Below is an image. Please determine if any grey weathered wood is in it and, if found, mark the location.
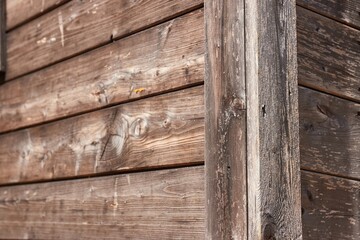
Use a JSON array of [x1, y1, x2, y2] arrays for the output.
[[301, 171, 360, 239], [299, 86, 360, 180], [245, 0, 302, 239], [0, 9, 204, 133], [0, 0, 5, 83], [205, 0, 247, 239], [297, 6, 360, 102], [0, 86, 204, 184], [297, 0, 360, 30], [0, 166, 205, 239], [6, 0, 203, 80], [6, 0, 70, 30]]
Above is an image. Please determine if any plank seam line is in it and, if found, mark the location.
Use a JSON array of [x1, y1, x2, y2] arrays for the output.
[[0, 81, 204, 136], [298, 83, 360, 104], [5, 3, 204, 82], [296, 4, 360, 32], [6, 0, 72, 33], [0, 162, 205, 188], [301, 168, 360, 182]]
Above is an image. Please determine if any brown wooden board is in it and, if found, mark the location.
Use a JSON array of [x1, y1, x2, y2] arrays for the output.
[[204, 0, 247, 238], [6, 0, 70, 30], [301, 171, 360, 239], [299, 87, 360, 180], [245, 0, 302, 239], [0, 0, 5, 83], [297, 6, 360, 102], [0, 86, 204, 184], [297, 0, 360, 30], [0, 166, 205, 239], [6, 0, 203, 80], [0, 9, 204, 133]]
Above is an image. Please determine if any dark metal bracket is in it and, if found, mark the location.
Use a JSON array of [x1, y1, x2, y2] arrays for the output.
[[0, 0, 6, 83]]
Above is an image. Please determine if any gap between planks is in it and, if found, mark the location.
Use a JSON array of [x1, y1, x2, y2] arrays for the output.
[[296, 3, 360, 31], [0, 161, 205, 188]]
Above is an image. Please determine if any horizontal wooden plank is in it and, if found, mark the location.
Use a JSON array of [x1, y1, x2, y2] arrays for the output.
[[297, 0, 360, 29], [0, 166, 205, 239], [6, 0, 203, 80], [299, 87, 360, 180], [301, 171, 360, 239], [0, 86, 204, 184], [297, 6, 360, 102], [6, 0, 69, 30], [0, 9, 204, 133]]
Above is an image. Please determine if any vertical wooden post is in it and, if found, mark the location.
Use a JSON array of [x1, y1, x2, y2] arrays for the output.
[[0, 0, 6, 83], [205, 0, 302, 239], [205, 0, 247, 239]]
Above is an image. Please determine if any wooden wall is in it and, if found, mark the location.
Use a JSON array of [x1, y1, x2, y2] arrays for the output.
[[0, 1, 205, 239], [0, 0, 358, 239], [297, 1, 360, 239]]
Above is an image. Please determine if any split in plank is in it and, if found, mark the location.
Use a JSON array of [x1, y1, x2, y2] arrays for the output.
[[297, 6, 360, 102], [0, 86, 204, 184], [0, 9, 204, 133], [299, 86, 360, 180], [6, 0, 203, 80], [0, 166, 205, 239]]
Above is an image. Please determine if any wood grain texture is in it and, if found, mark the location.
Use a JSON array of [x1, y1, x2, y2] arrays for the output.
[[6, 0, 69, 30], [0, 9, 204, 133], [205, 0, 247, 239], [6, 0, 203, 80], [0, 166, 205, 239], [297, 6, 360, 102], [245, 0, 302, 239], [0, 0, 5, 83], [297, 0, 360, 29], [299, 87, 360, 180], [0, 86, 204, 184], [301, 171, 360, 239]]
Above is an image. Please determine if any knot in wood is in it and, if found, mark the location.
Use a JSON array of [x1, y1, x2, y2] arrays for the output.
[[129, 118, 148, 138]]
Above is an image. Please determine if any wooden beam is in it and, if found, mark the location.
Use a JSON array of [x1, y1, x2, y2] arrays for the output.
[[205, 0, 247, 239], [245, 0, 302, 239], [206, 0, 302, 239]]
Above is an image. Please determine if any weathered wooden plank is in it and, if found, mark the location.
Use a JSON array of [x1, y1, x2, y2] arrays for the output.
[[6, 0, 203, 80], [0, 86, 204, 184], [0, 166, 205, 239], [245, 0, 302, 239], [297, 6, 360, 102], [0, 0, 5, 83], [299, 87, 360, 180], [0, 9, 204, 133], [6, 0, 70, 30], [297, 0, 360, 29], [205, 0, 247, 239], [301, 171, 360, 239]]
